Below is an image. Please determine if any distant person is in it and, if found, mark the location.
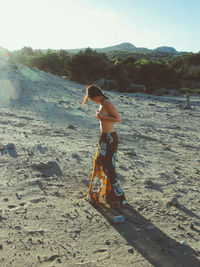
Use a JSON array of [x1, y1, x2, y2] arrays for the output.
[[82, 85, 127, 209], [184, 90, 191, 109]]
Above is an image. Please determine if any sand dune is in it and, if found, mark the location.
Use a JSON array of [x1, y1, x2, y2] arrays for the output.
[[0, 56, 200, 266]]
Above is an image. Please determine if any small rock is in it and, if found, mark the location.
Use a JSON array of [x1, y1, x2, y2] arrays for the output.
[[167, 197, 179, 207], [23, 132, 28, 138], [163, 145, 171, 151], [143, 179, 153, 185], [6, 143, 18, 157], [128, 248, 134, 254], [174, 169, 181, 175], [28, 229, 44, 235], [93, 249, 107, 253], [191, 220, 200, 226], [181, 241, 188, 246], [186, 232, 193, 237], [19, 202, 26, 207], [68, 124, 75, 129], [16, 193, 22, 200], [46, 255, 60, 262], [190, 222, 194, 229], [125, 151, 137, 157], [8, 205, 17, 209], [105, 240, 110, 246], [15, 226, 22, 231], [53, 191, 60, 197], [177, 224, 185, 230], [6, 143, 15, 150], [39, 229, 44, 235], [31, 197, 46, 203], [0, 244, 3, 250]]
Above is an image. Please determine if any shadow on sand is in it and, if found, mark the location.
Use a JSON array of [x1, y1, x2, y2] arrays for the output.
[[0, 143, 18, 157], [94, 204, 200, 267], [176, 205, 200, 220]]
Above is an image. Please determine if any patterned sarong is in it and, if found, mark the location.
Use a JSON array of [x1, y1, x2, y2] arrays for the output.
[[86, 132, 126, 207]]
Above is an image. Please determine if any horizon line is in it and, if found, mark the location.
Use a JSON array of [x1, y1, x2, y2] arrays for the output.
[[0, 42, 198, 54]]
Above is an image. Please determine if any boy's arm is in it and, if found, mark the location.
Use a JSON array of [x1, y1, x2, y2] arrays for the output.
[[96, 101, 121, 122]]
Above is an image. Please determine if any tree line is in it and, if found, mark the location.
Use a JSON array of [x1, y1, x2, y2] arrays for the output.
[[9, 46, 200, 94]]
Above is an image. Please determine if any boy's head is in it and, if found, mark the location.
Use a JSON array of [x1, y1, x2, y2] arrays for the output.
[[82, 85, 107, 106]]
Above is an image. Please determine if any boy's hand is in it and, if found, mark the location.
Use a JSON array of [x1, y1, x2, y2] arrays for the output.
[[95, 111, 103, 120]]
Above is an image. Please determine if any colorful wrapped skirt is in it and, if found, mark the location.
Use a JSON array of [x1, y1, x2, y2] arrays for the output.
[[85, 132, 126, 208]]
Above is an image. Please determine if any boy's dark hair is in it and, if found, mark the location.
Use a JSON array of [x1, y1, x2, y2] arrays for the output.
[[82, 85, 108, 106]]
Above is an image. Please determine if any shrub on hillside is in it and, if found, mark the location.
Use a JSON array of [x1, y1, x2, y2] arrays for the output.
[[9, 47, 200, 93], [168, 53, 200, 81], [66, 48, 110, 83], [134, 60, 177, 87], [183, 65, 200, 81], [178, 87, 191, 94], [195, 88, 200, 94]]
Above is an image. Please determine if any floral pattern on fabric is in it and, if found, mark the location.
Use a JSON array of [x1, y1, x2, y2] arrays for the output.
[[92, 176, 103, 193], [99, 142, 107, 156], [113, 177, 124, 197], [106, 133, 114, 144], [112, 152, 117, 168], [85, 132, 126, 207]]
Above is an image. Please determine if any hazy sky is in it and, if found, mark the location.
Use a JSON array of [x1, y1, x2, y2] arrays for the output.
[[0, 0, 199, 52]]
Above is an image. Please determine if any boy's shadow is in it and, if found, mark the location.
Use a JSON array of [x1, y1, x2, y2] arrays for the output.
[[95, 204, 200, 267]]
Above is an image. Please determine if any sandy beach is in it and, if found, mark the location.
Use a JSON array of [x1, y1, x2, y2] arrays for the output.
[[0, 57, 200, 266]]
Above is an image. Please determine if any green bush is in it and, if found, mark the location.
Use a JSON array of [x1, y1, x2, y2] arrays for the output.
[[183, 66, 200, 81], [9, 47, 200, 93], [178, 88, 191, 94], [168, 53, 200, 81], [134, 60, 177, 87], [66, 48, 110, 83], [10, 47, 71, 76], [194, 88, 200, 94]]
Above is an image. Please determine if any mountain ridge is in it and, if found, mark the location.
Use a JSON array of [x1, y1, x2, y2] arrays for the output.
[[66, 42, 179, 54]]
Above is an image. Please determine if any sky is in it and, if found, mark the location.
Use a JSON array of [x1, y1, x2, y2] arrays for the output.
[[0, 0, 199, 52]]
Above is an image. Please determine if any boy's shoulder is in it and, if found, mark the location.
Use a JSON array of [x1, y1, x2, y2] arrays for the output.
[[103, 98, 112, 106]]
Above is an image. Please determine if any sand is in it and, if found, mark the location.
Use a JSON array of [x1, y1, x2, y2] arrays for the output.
[[0, 56, 200, 266]]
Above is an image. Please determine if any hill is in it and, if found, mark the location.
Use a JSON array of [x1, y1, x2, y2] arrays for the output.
[[67, 42, 179, 54]]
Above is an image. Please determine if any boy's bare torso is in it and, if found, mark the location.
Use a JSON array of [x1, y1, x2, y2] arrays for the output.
[[98, 102, 115, 133]]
